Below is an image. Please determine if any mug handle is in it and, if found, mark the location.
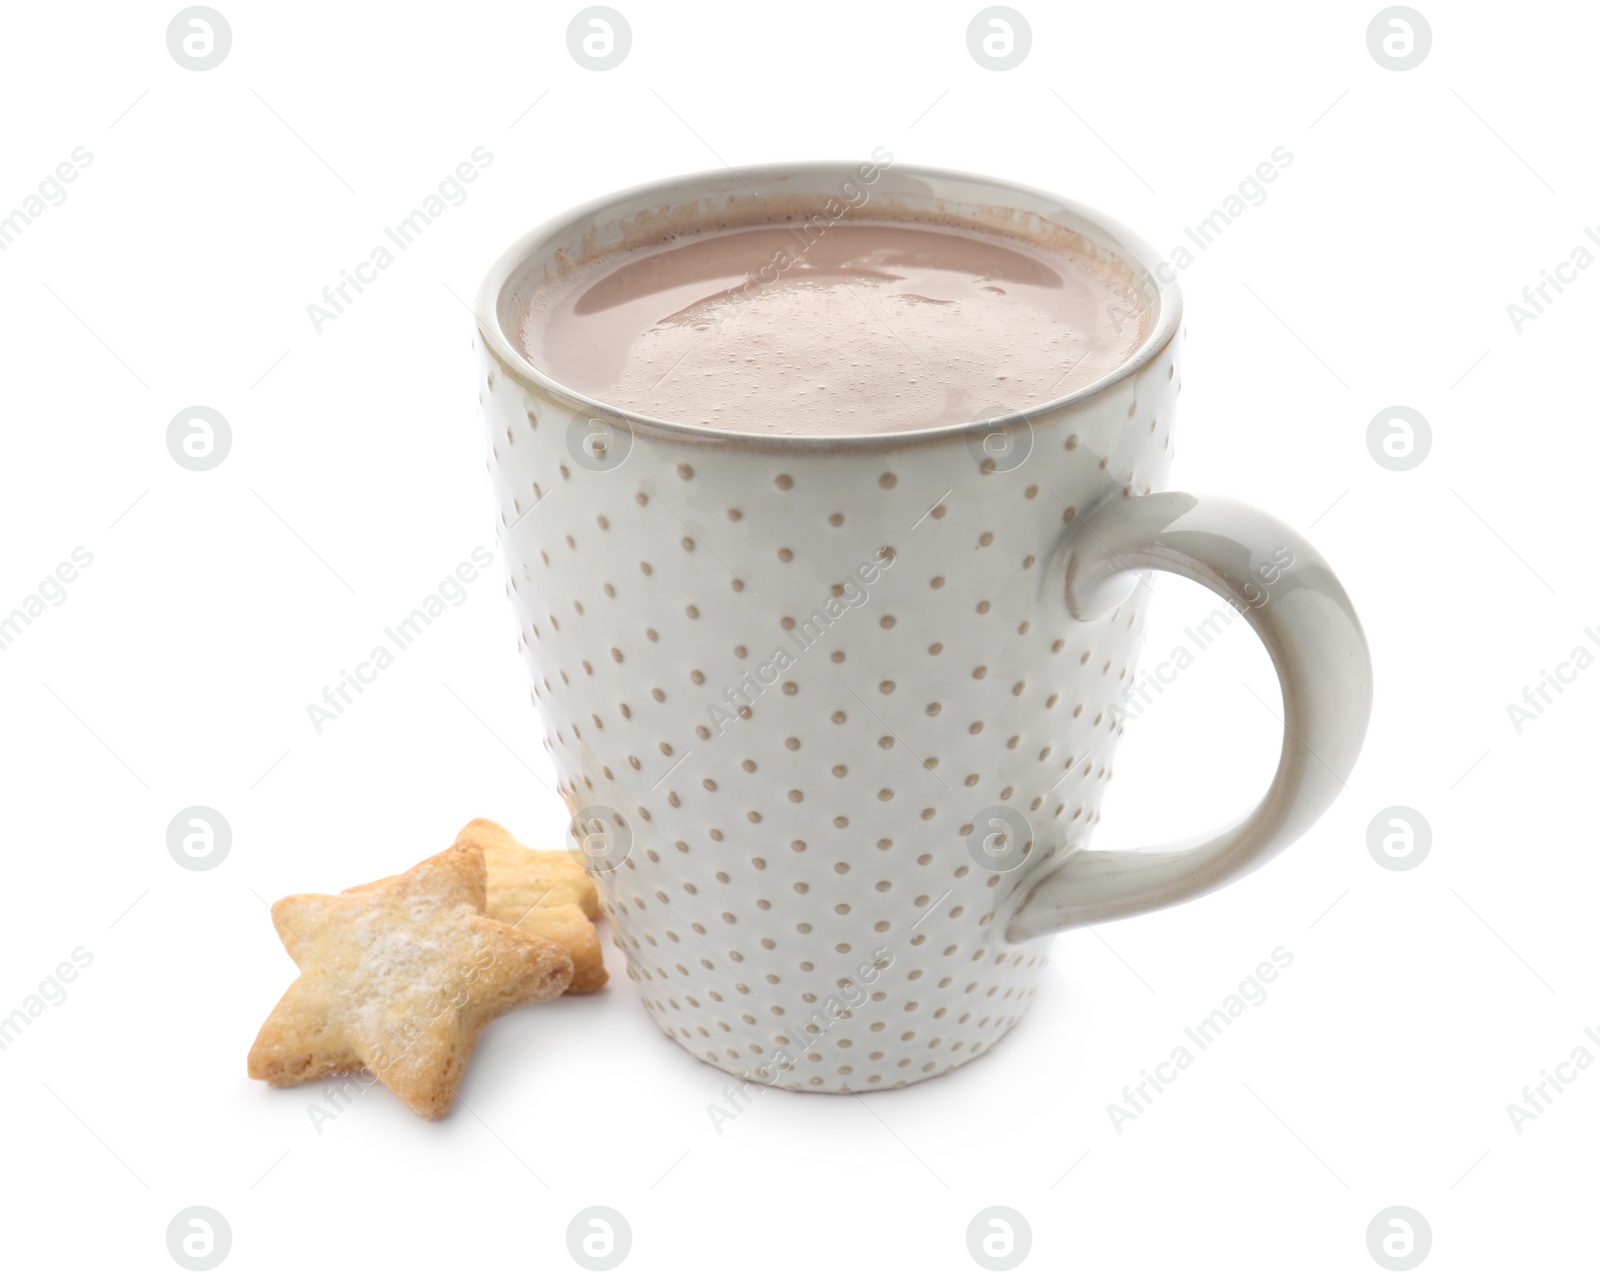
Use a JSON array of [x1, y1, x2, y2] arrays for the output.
[[1006, 491, 1373, 941]]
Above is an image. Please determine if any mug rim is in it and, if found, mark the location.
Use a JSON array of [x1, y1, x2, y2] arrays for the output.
[[475, 160, 1182, 450]]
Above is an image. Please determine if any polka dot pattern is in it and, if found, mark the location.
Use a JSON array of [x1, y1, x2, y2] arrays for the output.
[[476, 331, 1180, 1091]]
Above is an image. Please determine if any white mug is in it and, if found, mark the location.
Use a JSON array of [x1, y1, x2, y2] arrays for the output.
[[473, 161, 1372, 1092]]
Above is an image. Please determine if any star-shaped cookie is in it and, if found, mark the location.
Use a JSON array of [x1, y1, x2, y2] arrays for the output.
[[460, 818, 609, 994], [462, 816, 600, 917], [247, 843, 572, 1119], [342, 820, 609, 994]]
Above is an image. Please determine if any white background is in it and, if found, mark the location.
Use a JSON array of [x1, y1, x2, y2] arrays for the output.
[[2, 0, 1595, 1272]]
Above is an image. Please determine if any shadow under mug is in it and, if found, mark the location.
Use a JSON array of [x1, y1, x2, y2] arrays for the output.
[[472, 160, 1372, 1092]]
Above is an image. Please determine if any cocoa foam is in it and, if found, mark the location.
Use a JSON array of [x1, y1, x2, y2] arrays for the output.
[[518, 217, 1149, 435]]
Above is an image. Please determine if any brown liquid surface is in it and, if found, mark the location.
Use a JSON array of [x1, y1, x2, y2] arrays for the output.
[[519, 219, 1149, 435]]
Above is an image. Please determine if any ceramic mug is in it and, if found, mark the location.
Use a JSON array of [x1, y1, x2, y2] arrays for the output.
[[472, 161, 1372, 1092]]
